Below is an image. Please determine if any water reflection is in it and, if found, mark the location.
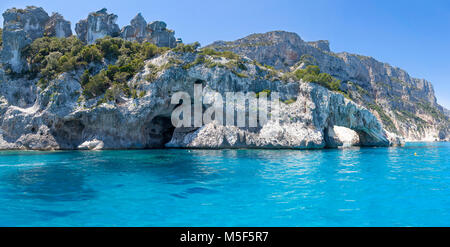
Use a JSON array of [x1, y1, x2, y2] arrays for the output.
[[5, 164, 96, 202]]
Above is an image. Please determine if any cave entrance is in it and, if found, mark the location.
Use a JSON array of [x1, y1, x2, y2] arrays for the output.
[[146, 116, 175, 148]]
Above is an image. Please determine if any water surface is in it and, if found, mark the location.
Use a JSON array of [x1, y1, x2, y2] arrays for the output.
[[0, 142, 448, 226]]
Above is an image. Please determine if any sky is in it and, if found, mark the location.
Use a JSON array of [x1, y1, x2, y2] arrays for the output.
[[1, 0, 449, 108]]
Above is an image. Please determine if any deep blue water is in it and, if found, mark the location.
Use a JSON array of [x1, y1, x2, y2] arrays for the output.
[[0, 142, 448, 226]]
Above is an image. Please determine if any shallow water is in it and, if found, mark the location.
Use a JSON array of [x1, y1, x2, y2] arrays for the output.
[[0, 142, 448, 226]]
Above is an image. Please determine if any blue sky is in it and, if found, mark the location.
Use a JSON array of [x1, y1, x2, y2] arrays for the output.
[[1, 0, 449, 108]]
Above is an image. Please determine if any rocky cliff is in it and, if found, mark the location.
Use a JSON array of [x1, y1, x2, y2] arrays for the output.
[[121, 13, 177, 48], [1, 6, 72, 73], [207, 31, 449, 141], [0, 49, 400, 150], [0, 7, 446, 150]]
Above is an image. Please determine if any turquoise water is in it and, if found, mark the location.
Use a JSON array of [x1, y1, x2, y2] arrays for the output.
[[0, 142, 448, 226]]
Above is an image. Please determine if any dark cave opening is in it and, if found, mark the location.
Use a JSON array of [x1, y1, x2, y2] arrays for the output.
[[146, 116, 176, 148]]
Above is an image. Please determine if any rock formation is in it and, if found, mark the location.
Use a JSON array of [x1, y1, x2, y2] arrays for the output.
[[1, 6, 50, 73], [207, 31, 449, 141], [44, 13, 72, 38], [121, 14, 177, 48], [121, 13, 148, 43], [75, 8, 120, 44], [0, 7, 447, 150], [147, 21, 176, 48], [0, 49, 402, 150], [1, 7, 73, 73]]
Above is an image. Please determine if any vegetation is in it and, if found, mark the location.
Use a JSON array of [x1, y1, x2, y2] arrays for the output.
[[199, 48, 240, 60], [181, 46, 246, 77], [172, 42, 200, 53], [255, 89, 271, 98], [21, 36, 168, 98], [293, 65, 342, 92], [417, 102, 447, 121], [299, 54, 317, 67], [0, 28, 2, 48], [367, 103, 397, 132], [283, 98, 296, 104]]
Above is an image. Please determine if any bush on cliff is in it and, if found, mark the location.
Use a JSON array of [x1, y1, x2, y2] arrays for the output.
[[21, 36, 167, 99], [294, 65, 342, 92]]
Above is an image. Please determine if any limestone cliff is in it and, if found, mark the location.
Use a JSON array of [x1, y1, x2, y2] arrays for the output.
[[1, 6, 71, 73], [207, 31, 449, 141], [0, 7, 446, 150], [75, 8, 121, 45], [0, 50, 399, 150], [121, 13, 177, 48], [1, 6, 49, 73]]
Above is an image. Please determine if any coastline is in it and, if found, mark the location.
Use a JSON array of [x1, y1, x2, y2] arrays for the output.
[[1, 141, 448, 152]]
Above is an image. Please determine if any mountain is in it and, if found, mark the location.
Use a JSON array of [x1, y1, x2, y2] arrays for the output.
[[206, 31, 449, 141]]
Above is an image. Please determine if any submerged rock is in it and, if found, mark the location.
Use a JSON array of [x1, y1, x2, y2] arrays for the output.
[[75, 8, 120, 44]]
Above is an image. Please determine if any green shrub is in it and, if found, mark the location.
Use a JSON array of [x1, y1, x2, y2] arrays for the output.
[[283, 98, 296, 104], [83, 70, 110, 98], [256, 89, 271, 98], [294, 65, 342, 92], [80, 70, 91, 86], [173, 42, 200, 53], [368, 103, 397, 132], [95, 37, 121, 59], [79, 46, 102, 63], [199, 48, 240, 60], [0, 28, 3, 48]]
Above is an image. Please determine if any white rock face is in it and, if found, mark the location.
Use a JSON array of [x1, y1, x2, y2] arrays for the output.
[[1, 6, 49, 73], [75, 8, 120, 44], [0, 50, 400, 150], [207, 31, 449, 142], [332, 126, 360, 147], [120, 14, 177, 48], [78, 139, 105, 150]]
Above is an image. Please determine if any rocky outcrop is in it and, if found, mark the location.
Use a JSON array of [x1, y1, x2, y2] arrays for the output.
[[0, 7, 445, 149], [0, 7, 74, 73], [147, 21, 176, 48], [307, 40, 330, 52], [0, 50, 397, 150], [121, 13, 148, 43], [75, 8, 120, 44], [44, 13, 72, 38], [1, 6, 50, 73], [121, 14, 177, 48], [206, 31, 449, 141]]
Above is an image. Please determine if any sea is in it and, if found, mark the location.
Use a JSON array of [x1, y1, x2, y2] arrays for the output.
[[0, 142, 448, 226]]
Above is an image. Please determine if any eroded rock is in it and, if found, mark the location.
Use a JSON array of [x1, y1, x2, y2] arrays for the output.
[[1, 6, 50, 72], [121, 14, 177, 48], [75, 8, 120, 44], [44, 13, 72, 38]]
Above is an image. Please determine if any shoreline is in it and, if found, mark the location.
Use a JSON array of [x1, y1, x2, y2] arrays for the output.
[[0, 141, 446, 152]]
